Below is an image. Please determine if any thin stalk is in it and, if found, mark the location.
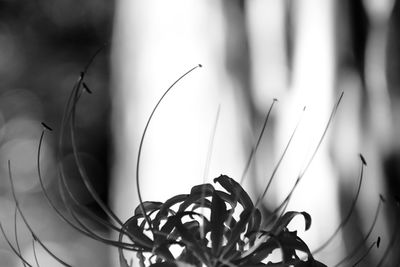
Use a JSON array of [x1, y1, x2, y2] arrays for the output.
[[8, 161, 72, 267], [14, 206, 27, 267], [313, 154, 366, 255], [69, 85, 124, 227], [223, 99, 278, 242], [263, 92, 344, 228], [333, 195, 384, 267], [57, 45, 125, 229], [376, 200, 400, 267], [32, 240, 41, 267], [38, 128, 137, 250], [58, 179, 140, 251], [351, 237, 380, 267], [254, 106, 305, 209], [136, 64, 202, 236], [0, 223, 33, 267], [200, 104, 220, 239], [240, 98, 277, 184], [298, 92, 344, 179]]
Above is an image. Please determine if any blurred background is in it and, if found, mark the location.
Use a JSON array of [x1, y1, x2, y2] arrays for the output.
[[1, 0, 400, 266], [0, 0, 113, 266]]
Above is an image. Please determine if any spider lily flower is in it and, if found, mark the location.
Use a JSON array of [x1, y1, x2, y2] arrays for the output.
[[117, 174, 326, 267]]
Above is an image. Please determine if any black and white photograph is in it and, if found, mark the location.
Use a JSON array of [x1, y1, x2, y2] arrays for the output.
[[0, 1, 400, 266]]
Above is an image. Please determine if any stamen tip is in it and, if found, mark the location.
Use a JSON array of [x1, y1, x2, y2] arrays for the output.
[[198, 64, 203, 68], [41, 122, 53, 131], [273, 98, 278, 102], [379, 194, 386, 202], [377, 236, 381, 248], [359, 153, 367, 166], [83, 82, 93, 94]]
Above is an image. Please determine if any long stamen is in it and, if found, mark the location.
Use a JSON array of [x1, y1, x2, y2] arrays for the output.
[[376, 197, 400, 267], [202, 104, 221, 184], [0, 222, 33, 267], [57, 178, 139, 250], [351, 237, 380, 267], [136, 64, 202, 236], [200, 104, 221, 239], [240, 98, 277, 184], [333, 195, 384, 267], [14, 206, 27, 267], [38, 127, 136, 250], [57, 45, 125, 228], [254, 105, 305, 209], [8, 160, 73, 267], [56, 138, 129, 237], [69, 83, 124, 227], [32, 240, 41, 267], [298, 91, 344, 179], [312, 154, 366, 255], [223, 98, 279, 240], [263, 92, 344, 229], [375, 228, 398, 266], [80, 43, 107, 78]]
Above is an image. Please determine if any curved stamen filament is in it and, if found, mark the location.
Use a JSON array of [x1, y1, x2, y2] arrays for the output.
[[333, 195, 384, 267], [312, 154, 366, 255], [136, 64, 202, 237]]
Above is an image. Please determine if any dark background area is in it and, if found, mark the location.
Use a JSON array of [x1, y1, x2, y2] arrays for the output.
[[0, 0, 113, 208], [0, 1, 114, 265]]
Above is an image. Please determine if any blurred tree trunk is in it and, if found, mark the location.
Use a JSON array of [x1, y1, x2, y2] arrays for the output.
[[273, 0, 345, 264]]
